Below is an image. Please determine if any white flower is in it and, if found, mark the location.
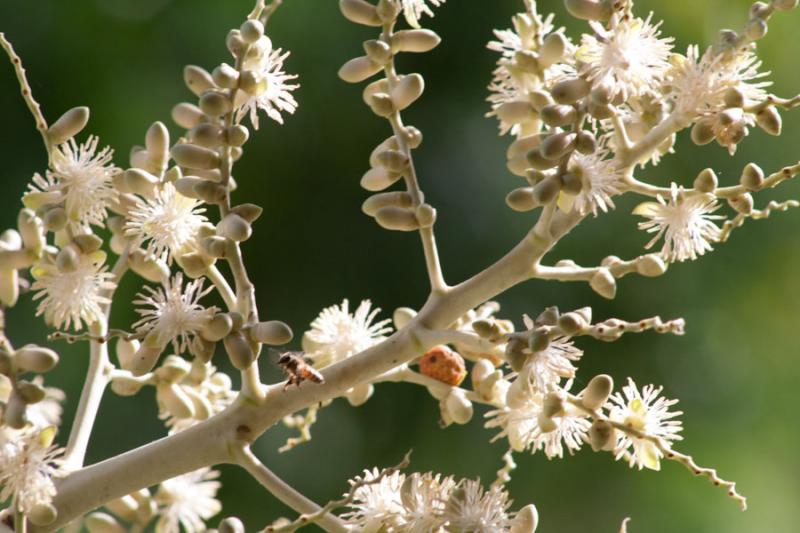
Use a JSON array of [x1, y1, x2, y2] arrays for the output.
[[607, 378, 683, 470], [31, 252, 116, 331], [155, 468, 222, 533], [0, 426, 65, 514], [486, 384, 590, 458], [342, 468, 406, 531], [235, 36, 299, 129], [443, 479, 511, 533], [668, 45, 770, 119], [400, 0, 445, 29], [26, 136, 118, 231], [578, 15, 674, 100], [634, 184, 723, 262], [133, 273, 217, 354], [304, 299, 392, 368], [487, 8, 575, 135], [125, 182, 207, 263], [566, 149, 623, 216]]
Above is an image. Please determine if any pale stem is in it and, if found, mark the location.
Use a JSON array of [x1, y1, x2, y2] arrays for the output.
[[233, 446, 348, 533], [207, 264, 237, 311], [0, 33, 51, 155], [62, 320, 112, 469], [381, 22, 448, 294]]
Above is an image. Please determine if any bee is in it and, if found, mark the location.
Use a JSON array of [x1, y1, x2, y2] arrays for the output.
[[269, 349, 325, 390]]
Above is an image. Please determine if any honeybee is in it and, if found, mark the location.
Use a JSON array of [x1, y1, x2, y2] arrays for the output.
[[269, 349, 325, 389]]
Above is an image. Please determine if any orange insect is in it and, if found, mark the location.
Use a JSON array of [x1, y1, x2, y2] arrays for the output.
[[270, 349, 325, 390]]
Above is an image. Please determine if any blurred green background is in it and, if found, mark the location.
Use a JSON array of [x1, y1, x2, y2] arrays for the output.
[[1, 0, 799, 531]]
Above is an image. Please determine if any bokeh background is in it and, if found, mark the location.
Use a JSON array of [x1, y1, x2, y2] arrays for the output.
[[1, 0, 799, 531]]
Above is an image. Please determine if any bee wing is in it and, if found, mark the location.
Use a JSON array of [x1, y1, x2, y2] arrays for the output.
[[267, 348, 285, 365]]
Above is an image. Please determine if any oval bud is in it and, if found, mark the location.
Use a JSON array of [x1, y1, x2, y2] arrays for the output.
[[582, 374, 614, 410], [224, 332, 255, 370], [540, 32, 567, 67], [741, 162, 764, 190], [693, 167, 718, 193], [564, 0, 612, 21], [124, 168, 159, 196], [575, 131, 597, 154], [756, 106, 782, 135], [199, 90, 233, 117], [588, 419, 616, 451], [145, 121, 170, 172], [201, 314, 234, 342], [510, 504, 539, 533], [0, 268, 19, 307], [773, 0, 798, 11], [550, 78, 591, 105], [110, 374, 144, 397], [590, 268, 617, 299], [361, 167, 401, 192], [392, 74, 425, 110], [115, 338, 140, 371], [393, 307, 416, 329], [219, 517, 246, 533], [729, 193, 754, 215], [637, 254, 667, 277], [190, 123, 225, 149], [506, 187, 538, 212], [445, 389, 473, 425], [42, 207, 68, 232], [557, 311, 587, 335], [18, 208, 45, 255], [217, 213, 252, 242], [15, 344, 59, 373], [363, 39, 392, 65], [362, 191, 413, 216], [376, 149, 409, 172], [240, 19, 264, 43], [540, 132, 576, 160], [338, 56, 382, 83], [172, 102, 205, 129], [85, 512, 126, 533], [540, 104, 576, 127], [345, 382, 375, 406], [171, 144, 221, 170], [526, 149, 559, 171], [339, 0, 382, 26], [392, 29, 441, 53], [375, 206, 420, 231], [28, 503, 58, 526], [48, 106, 90, 145], [249, 320, 294, 345], [157, 383, 195, 419], [128, 250, 170, 283], [130, 336, 163, 376], [184, 65, 216, 97], [533, 175, 562, 204]]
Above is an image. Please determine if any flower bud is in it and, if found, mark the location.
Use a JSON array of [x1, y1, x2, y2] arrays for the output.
[[145, 121, 170, 172], [540, 32, 567, 67], [128, 250, 169, 283], [690, 119, 715, 146], [590, 268, 617, 299], [445, 388, 473, 425], [557, 311, 588, 335], [0, 249, 35, 270], [505, 335, 529, 372], [756, 106, 782, 135], [361, 166, 402, 192], [0, 268, 19, 307], [375, 206, 420, 231], [85, 512, 126, 533], [48, 106, 90, 145], [105, 496, 139, 523], [510, 504, 539, 533], [471, 358, 495, 388], [41, 207, 67, 232], [172, 102, 205, 129], [540, 104, 576, 127], [197, 313, 233, 343], [740, 162, 765, 190], [110, 374, 144, 396], [345, 383, 374, 406], [240, 19, 264, 43], [588, 101, 613, 119], [339, 0, 382, 26], [362, 191, 413, 216], [473, 319, 503, 341], [226, 124, 250, 147], [588, 419, 616, 451], [526, 148, 559, 171], [582, 374, 613, 410], [219, 517, 246, 533], [560, 172, 582, 196], [363, 39, 392, 65], [506, 187, 538, 212], [338, 56, 382, 83], [693, 168, 718, 193], [528, 329, 550, 353], [376, 149, 410, 173], [729, 193, 754, 215], [189, 123, 225, 149], [224, 331, 256, 370], [637, 254, 667, 277], [194, 180, 228, 204], [368, 92, 395, 117], [420, 346, 466, 386], [3, 392, 28, 428], [184, 65, 216, 97], [28, 503, 58, 526], [199, 90, 233, 117], [124, 168, 159, 196], [393, 307, 416, 329], [130, 333, 164, 376], [392, 29, 441, 53], [157, 383, 195, 419], [392, 74, 424, 110], [55, 245, 80, 273], [540, 132, 576, 160], [171, 144, 221, 170], [773, 0, 798, 11], [533, 175, 562, 204], [18, 208, 45, 255], [17, 380, 46, 403], [564, 0, 611, 20], [15, 344, 59, 373], [115, 338, 140, 371], [249, 320, 293, 345], [226, 29, 246, 55], [217, 213, 252, 242], [191, 336, 217, 363], [551, 78, 591, 105], [745, 17, 768, 40]]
